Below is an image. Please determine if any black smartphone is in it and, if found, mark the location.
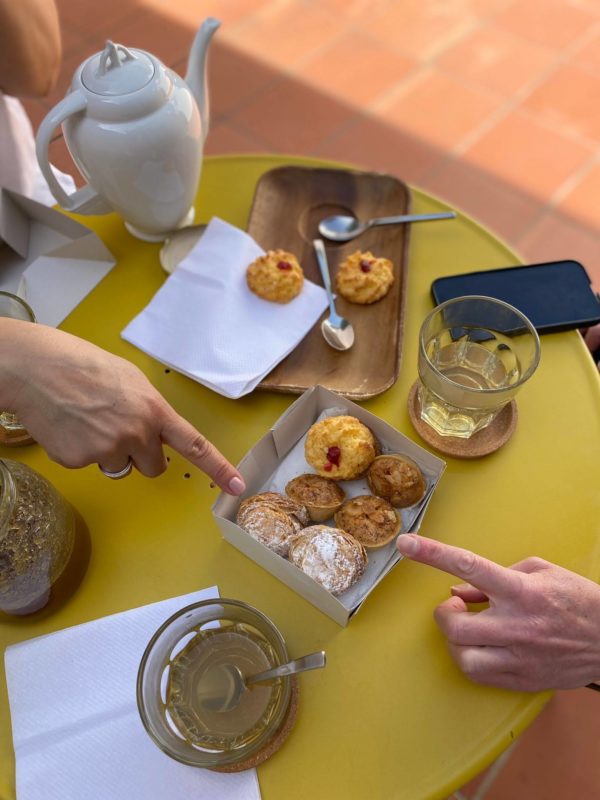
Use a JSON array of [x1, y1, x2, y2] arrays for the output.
[[430, 260, 600, 334]]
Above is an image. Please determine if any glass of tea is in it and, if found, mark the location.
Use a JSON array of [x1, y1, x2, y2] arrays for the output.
[[417, 295, 540, 438], [137, 599, 294, 770], [0, 291, 36, 446]]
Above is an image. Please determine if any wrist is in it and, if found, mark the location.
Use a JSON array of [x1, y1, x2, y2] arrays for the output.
[[0, 318, 36, 410]]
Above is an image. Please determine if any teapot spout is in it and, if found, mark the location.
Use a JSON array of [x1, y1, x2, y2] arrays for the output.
[[185, 17, 220, 145]]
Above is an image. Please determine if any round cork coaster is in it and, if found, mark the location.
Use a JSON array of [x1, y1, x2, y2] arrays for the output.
[[407, 381, 517, 459], [210, 676, 299, 773], [0, 425, 35, 447]]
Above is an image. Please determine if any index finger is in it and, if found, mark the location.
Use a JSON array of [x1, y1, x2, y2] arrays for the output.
[[160, 413, 246, 495], [396, 534, 523, 599]]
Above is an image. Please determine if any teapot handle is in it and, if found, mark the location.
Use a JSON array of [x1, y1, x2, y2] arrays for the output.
[[35, 91, 111, 215]]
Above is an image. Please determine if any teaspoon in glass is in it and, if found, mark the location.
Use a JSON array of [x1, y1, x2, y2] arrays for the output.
[[313, 238, 355, 351], [318, 211, 456, 243], [198, 650, 326, 713]]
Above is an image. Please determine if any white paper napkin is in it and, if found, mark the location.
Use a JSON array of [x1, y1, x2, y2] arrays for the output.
[[5, 587, 261, 800], [121, 217, 329, 399], [0, 189, 115, 327]]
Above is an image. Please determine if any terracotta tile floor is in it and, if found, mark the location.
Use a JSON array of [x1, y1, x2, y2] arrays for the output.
[[29, 1, 600, 797]]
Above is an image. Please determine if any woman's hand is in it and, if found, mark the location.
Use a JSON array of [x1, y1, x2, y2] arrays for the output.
[[0, 320, 245, 494], [396, 534, 600, 691]]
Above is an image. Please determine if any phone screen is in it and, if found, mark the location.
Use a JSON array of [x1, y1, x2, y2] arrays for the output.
[[431, 260, 600, 334]]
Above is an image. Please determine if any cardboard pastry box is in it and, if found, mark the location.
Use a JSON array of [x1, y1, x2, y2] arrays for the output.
[[213, 386, 445, 625]]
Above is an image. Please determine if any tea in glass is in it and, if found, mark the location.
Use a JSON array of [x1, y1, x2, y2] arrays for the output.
[[137, 599, 293, 770], [166, 622, 284, 752], [0, 291, 36, 446], [418, 295, 540, 438]]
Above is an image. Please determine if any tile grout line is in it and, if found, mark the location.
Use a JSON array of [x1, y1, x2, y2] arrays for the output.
[[452, 19, 600, 158], [548, 151, 600, 207], [472, 741, 519, 800]]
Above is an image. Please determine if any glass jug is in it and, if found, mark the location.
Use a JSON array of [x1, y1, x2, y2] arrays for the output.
[[0, 459, 75, 615]]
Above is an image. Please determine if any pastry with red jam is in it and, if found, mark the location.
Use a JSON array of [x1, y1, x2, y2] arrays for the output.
[[335, 250, 394, 304], [246, 249, 304, 303], [304, 415, 378, 480]]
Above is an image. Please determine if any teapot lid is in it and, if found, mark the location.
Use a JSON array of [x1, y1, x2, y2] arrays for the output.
[[81, 42, 155, 96]]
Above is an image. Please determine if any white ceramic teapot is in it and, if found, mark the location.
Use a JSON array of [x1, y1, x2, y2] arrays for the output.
[[35, 18, 220, 241]]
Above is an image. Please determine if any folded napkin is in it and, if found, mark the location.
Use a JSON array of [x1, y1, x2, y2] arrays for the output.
[[121, 217, 329, 398], [0, 189, 115, 327], [5, 587, 261, 800]]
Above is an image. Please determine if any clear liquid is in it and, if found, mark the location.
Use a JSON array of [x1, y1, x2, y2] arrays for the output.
[[419, 338, 520, 438], [165, 623, 283, 753]]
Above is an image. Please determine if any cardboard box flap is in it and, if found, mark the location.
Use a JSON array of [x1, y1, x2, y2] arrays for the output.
[[0, 188, 115, 327], [270, 388, 319, 458], [0, 190, 30, 257]]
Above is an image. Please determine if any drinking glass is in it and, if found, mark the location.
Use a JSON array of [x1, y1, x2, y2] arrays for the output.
[[137, 598, 293, 770], [417, 295, 540, 438], [0, 291, 36, 446]]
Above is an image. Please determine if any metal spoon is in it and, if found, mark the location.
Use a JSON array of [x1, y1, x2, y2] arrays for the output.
[[198, 650, 326, 713], [318, 211, 456, 243], [313, 238, 355, 351]]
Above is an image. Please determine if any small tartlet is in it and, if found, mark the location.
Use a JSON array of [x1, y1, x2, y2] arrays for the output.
[[367, 454, 426, 508], [285, 473, 345, 522], [334, 495, 400, 549]]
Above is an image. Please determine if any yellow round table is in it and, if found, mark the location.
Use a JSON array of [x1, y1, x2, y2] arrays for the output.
[[1, 155, 599, 800]]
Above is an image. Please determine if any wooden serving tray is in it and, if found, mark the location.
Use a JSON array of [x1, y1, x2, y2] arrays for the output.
[[247, 166, 411, 400]]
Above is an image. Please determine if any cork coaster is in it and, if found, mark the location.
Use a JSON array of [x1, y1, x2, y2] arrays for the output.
[[0, 425, 35, 447], [210, 676, 299, 773], [407, 381, 517, 458]]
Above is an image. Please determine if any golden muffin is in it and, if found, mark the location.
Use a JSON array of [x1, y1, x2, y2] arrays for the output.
[[335, 250, 394, 305], [246, 249, 304, 303], [236, 491, 309, 556], [334, 495, 400, 549], [285, 473, 346, 523], [367, 454, 426, 508], [304, 415, 378, 480], [288, 525, 367, 595]]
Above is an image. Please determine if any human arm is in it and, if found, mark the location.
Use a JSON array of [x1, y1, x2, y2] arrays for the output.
[[0, 0, 62, 97], [583, 324, 600, 371], [0, 318, 245, 494], [396, 533, 600, 692]]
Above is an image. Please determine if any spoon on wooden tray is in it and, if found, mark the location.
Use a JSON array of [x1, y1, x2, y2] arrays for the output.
[[318, 211, 456, 243], [198, 650, 326, 713], [313, 238, 355, 351]]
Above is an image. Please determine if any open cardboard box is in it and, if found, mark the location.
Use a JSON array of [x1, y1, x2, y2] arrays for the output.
[[213, 386, 445, 625]]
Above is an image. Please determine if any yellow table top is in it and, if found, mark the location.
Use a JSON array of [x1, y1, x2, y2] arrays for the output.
[[1, 155, 600, 800]]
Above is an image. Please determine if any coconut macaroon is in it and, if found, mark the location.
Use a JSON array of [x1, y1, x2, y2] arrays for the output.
[[246, 249, 304, 303], [335, 250, 394, 305], [304, 415, 378, 480], [285, 473, 346, 523], [334, 495, 401, 549], [288, 525, 367, 595], [367, 454, 426, 508]]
